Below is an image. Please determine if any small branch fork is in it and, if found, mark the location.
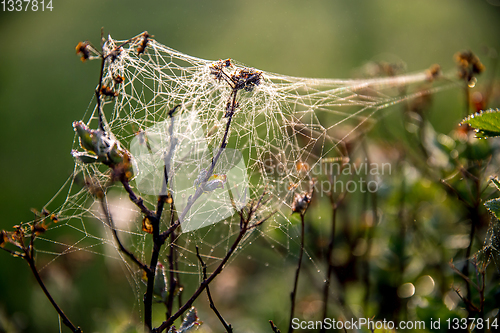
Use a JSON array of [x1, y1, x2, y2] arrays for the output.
[[449, 259, 486, 316], [1, 222, 82, 333], [155, 191, 274, 333]]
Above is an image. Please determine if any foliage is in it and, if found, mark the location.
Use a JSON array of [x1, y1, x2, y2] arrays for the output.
[[461, 109, 500, 138]]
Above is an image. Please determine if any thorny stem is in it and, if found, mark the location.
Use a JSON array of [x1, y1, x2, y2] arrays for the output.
[[288, 213, 305, 333], [196, 246, 233, 333]]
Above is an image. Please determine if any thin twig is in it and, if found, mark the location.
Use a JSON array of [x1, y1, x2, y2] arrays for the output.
[[288, 213, 305, 333], [270, 320, 282, 333], [196, 246, 233, 333], [24, 233, 81, 333], [449, 260, 480, 292], [95, 56, 106, 132], [99, 198, 149, 272], [121, 179, 155, 217], [320, 199, 338, 326]]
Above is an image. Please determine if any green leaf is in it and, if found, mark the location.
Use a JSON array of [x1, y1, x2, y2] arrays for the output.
[[460, 108, 500, 138], [485, 198, 500, 220], [491, 177, 500, 192]]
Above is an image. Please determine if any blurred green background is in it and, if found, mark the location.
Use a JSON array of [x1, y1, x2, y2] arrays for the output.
[[1, 1, 500, 332]]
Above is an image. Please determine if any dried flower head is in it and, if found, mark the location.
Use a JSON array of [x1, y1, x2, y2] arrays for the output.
[[75, 41, 91, 62], [455, 50, 485, 83]]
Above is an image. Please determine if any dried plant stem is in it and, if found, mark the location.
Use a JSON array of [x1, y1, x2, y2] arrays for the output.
[[24, 235, 81, 333], [142, 198, 170, 329], [166, 228, 178, 319], [99, 198, 149, 272], [121, 180, 155, 217], [270, 320, 282, 333], [288, 213, 305, 333], [95, 53, 106, 132], [144, 212, 164, 331], [196, 246, 233, 333], [449, 260, 480, 292], [145, 112, 177, 329], [155, 220, 249, 333]]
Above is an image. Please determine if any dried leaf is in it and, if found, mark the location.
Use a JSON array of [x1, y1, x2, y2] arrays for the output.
[[142, 217, 153, 234], [179, 307, 201, 332]]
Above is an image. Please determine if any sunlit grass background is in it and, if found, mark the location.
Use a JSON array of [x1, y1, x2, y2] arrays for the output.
[[0, 1, 499, 332]]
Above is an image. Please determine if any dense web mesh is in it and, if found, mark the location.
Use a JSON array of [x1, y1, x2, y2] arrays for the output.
[[31, 33, 460, 309]]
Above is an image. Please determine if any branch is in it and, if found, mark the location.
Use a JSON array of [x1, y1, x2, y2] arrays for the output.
[[99, 197, 149, 272], [270, 320, 282, 333], [145, 105, 179, 330], [121, 179, 155, 217], [25, 254, 82, 332], [95, 53, 106, 132], [23, 230, 81, 333], [196, 246, 233, 333], [449, 260, 480, 292]]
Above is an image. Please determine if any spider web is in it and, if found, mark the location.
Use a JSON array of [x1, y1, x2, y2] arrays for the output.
[[31, 33, 459, 314]]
